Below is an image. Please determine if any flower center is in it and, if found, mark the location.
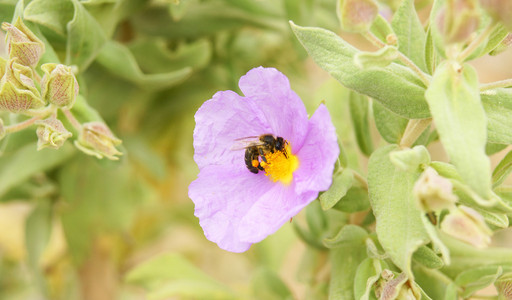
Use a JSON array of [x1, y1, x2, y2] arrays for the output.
[[260, 143, 299, 184]]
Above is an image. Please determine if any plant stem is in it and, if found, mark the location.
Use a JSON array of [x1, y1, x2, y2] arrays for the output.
[[362, 32, 431, 87], [62, 109, 81, 130], [399, 118, 432, 148], [480, 78, 512, 91], [457, 22, 497, 62], [5, 115, 42, 133], [352, 170, 368, 190]]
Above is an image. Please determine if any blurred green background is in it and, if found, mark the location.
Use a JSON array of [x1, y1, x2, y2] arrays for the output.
[[1, 0, 512, 299]]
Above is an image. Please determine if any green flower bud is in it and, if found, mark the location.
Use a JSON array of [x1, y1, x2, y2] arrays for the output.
[[1, 17, 45, 68], [337, 0, 378, 33], [437, 0, 480, 44], [35, 118, 72, 150], [480, 0, 512, 30], [414, 167, 458, 212], [74, 122, 122, 160], [0, 58, 44, 113], [441, 205, 492, 248], [0, 118, 5, 140], [495, 273, 512, 300], [40, 63, 79, 109]]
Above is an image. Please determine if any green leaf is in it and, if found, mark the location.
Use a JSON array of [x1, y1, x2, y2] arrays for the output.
[[483, 24, 509, 56], [424, 26, 438, 75], [96, 41, 192, 91], [425, 62, 491, 199], [348, 91, 373, 155], [333, 186, 370, 213], [319, 168, 354, 210], [306, 200, 327, 237], [413, 265, 456, 300], [0, 142, 74, 198], [290, 22, 430, 119], [24, 0, 73, 36], [373, 101, 408, 144], [65, 0, 107, 71], [354, 258, 386, 300], [455, 266, 503, 298], [368, 144, 429, 278], [412, 245, 444, 269], [329, 232, 368, 299], [389, 145, 431, 173], [493, 150, 512, 187], [486, 143, 508, 155], [482, 88, 512, 145], [323, 224, 367, 248], [354, 46, 399, 69], [473, 207, 509, 229], [129, 38, 212, 73], [125, 253, 236, 300], [251, 268, 293, 300], [391, 0, 426, 72], [369, 14, 394, 44]]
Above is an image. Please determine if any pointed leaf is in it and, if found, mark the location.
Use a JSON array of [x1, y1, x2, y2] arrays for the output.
[[373, 101, 408, 144], [349, 91, 373, 155], [493, 149, 512, 187], [290, 22, 430, 119], [391, 0, 427, 72], [319, 168, 354, 210], [482, 88, 512, 145]]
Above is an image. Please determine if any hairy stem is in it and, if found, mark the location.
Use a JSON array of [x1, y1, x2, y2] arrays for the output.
[[363, 32, 431, 87], [480, 78, 512, 91], [458, 22, 497, 62], [5, 115, 42, 133], [352, 170, 368, 190], [62, 109, 82, 130], [399, 118, 432, 148]]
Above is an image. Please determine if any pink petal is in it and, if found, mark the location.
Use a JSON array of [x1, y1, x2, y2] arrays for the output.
[[189, 164, 275, 252], [193, 90, 270, 169], [294, 104, 339, 195], [238, 67, 309, 149]]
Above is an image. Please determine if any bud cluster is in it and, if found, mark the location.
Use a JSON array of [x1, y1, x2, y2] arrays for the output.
[[0, 18, 121, 160]]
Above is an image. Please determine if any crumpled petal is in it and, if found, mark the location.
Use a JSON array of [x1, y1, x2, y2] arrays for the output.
[[189, 163, 275, 252], [193, 90, 269, 169], [294, 104, 339, 195], [238, 183, 317, 243], [238, 67, 309, 150]]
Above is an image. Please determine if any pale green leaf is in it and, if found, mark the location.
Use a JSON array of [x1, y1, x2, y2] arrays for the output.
[[425, 62, 491, 199], [290, 22, 430, 119], [0, 142, 74, 198], [373, 101, 408, 144], [412, 245, 444, 269], [482, 88, 512, 145], [323, 224, 367, 249], [493, 149, 512, 187], [354, 258, 386, 300], [391, 0, 426, 72], [368, 144, 429, 278], [354, 46, 399, 69], [369, 14, 394, 44], [455, 266, 503, 298], [96, 41, 192, 91], [389, 145, 431, 173], [424, 26, 437, 75], [24, 0, 73, 36], [349, 91, 373, 155], [319, 168, 354, 210]]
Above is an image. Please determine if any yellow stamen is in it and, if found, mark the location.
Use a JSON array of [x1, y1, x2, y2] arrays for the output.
[[262, 143, 299, 184]]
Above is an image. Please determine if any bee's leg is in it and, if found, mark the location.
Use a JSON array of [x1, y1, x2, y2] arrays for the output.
[[259, 148, 267, 163]]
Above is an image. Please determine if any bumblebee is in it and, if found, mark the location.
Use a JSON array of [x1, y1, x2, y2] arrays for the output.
[[236, 134, 287, 174]]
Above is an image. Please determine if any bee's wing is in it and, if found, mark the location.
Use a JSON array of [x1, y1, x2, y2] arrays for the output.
[[230, 137, 263, 151]]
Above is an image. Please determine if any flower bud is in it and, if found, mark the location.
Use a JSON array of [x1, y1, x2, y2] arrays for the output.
[[337, 0, 378, 33], [414, 167, 458, 212], [0, 58, 44, 113], [40, 63, 79, 109], [1, 17, 45, 68], [35, 118, 72, 150], [495, 273, 512, 300], [480, 0, 512, 31], [441, 206, 492, 248], [74, 122, 122, 160], [436, 0, 480, 44]]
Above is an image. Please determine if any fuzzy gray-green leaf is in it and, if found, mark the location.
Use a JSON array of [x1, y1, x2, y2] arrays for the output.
[[425, 62, 491, 199], [290, 22, 430, 119], [368, 144, 429, 278]]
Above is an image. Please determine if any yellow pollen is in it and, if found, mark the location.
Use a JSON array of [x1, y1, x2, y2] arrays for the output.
[[262, 143, 299, 184]]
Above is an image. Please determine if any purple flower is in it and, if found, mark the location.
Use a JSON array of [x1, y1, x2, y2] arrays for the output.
[[189, 67, 339, 252]]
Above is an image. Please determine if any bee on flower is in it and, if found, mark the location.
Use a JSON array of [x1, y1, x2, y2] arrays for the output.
[[189, 67, 339, 252]]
